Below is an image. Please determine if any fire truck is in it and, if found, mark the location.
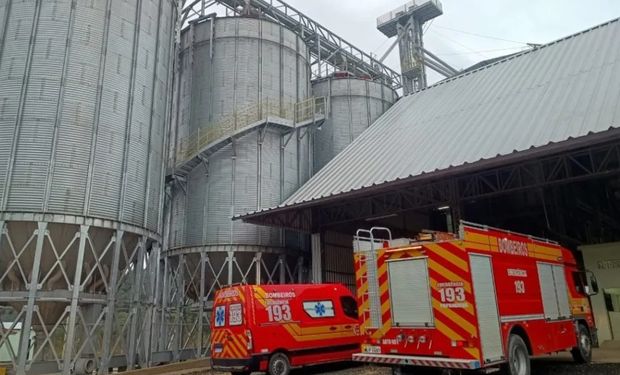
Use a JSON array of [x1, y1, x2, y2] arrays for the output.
[[210, 284, 362, 375], [352, 222, 598, 375]]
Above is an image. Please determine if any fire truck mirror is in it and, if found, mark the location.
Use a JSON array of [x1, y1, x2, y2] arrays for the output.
[[587, 271, 600, 296]]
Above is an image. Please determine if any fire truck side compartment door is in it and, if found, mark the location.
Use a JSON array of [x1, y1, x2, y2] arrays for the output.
[[470, 254, 503, 363], [538, 263, 560, 320], [552, 266, 571, 319], [388, 258, 434, 327]]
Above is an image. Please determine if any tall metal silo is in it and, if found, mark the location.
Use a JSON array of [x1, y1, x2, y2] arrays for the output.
[[162, 16, 315, 357], [0, 0, 176, 374], [312, 75, 398, 172], [311, 76, 397, 288]]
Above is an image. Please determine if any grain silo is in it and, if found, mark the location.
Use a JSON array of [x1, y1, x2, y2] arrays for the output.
[[311, 75, 397, 289], [0, 0, 176, 373], [162, 15, 313, 354], [312, 74, 398, 172]]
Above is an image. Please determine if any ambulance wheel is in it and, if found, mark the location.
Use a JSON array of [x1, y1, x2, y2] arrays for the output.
[[571, 323, 592, 364], [268, 352, 290, 375], [505, 334, 530, 375]]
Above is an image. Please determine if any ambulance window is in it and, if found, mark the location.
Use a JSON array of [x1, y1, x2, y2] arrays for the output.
[[303, 300, 335, 318], [340, 296, 358, 319]]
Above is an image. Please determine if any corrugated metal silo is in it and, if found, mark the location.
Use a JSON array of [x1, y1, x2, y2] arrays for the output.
[[0, 0, 176, 373], [174, 16, 310, 164], [162, 16, 310, 355], [312, 76, 398, 172]]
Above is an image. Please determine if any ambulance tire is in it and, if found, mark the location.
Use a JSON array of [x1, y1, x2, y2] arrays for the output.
[[505, 334, 530, 375], [571, 323, 592, 364], [268, 352, 290, 375]]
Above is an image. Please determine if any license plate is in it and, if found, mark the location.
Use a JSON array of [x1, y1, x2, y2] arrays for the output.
[[362, 344, 381, 354], [214, 344, 223, 353]]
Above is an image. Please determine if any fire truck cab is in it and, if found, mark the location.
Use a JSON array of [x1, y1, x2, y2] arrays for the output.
[[353, 222, 598, 375], [210, 284, 362, 375]]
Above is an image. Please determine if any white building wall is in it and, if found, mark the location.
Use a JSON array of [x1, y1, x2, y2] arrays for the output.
[[580, 242, 620, 343]]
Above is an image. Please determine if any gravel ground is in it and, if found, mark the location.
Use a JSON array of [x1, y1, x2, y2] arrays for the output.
[[289, 359, 620, 375], [185, 349, 620, 375]]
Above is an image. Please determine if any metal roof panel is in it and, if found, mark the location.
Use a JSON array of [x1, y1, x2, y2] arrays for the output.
[[245, 18, 620, 216]]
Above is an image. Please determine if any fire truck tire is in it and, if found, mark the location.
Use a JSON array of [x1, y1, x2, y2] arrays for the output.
[[268, 352, 290, 375], [571, 324, 592, 364], [505, 334, 530, 375]]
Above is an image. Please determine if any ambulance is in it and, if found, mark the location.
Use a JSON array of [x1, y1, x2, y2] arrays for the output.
[[210, 284, 362, 375], [352, 222, 598, 375]]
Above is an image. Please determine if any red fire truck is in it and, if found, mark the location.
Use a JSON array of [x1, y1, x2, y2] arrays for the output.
[[352, 222, 598, 375], [210, 284, 362, 375]]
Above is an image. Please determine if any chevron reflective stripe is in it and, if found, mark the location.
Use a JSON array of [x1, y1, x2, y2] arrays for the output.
[[353, 353, 482, 369]]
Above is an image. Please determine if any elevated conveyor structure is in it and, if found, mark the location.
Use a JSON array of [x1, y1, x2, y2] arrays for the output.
[[180, 0, 403, 91]]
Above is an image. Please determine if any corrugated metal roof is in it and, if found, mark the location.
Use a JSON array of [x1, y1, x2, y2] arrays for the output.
[[244, 18, 620, 217]]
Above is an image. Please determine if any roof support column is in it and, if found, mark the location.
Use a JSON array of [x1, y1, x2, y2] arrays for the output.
[[449, 179, 462, 232], [311, 233, 322, 283]]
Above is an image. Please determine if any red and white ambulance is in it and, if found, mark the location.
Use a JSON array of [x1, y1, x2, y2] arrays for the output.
[[352, 222, 598, 375], [210, 284, 362, 375]]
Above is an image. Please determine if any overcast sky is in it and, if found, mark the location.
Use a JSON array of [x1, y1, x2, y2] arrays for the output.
[[277, 0, 620, 84]]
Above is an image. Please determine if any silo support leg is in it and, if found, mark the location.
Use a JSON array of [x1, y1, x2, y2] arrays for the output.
[[100, 230, 124, 375], [175, 254, 185, 361], [198, 251, 206, 356], [159, 256, 169, 352], [62, 225, 89, 375], [145, 244, 161, 367], [127, 238, 146, 369], [16, 222, 47, 375]]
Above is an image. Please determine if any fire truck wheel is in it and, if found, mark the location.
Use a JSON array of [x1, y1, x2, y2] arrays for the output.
[[268, 352, 290, 375], [571, 324, 592, 364], [506, 334, 530, 375]]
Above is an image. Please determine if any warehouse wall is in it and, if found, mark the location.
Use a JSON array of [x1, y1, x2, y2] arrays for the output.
[[581, 242, 620, 343]]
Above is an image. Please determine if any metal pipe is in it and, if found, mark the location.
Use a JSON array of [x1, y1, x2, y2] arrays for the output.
[[421, 46, 459, 76], [380, 36, 400, 63], [425, 58, 455, 78]]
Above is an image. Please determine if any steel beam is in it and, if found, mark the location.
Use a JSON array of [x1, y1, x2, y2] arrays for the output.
[[16, 222, 47, 375], [127, 237, 147, 370], [242, 140, 620, 231], [61, 225, 89, 375], [100, 230, 124, 374], [311, 233, 322, 283]]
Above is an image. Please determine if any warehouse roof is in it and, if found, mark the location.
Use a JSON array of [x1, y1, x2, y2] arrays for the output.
[[242, 18, 620, 219]]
